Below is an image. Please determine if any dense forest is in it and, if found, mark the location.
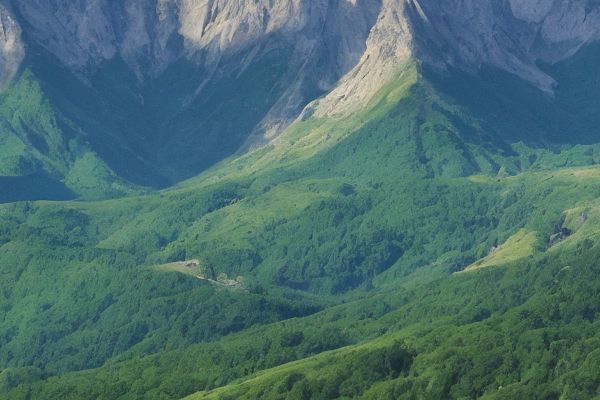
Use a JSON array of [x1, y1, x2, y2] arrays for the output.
[[3, 0, 600, 392], [2, 57, 600, 399]]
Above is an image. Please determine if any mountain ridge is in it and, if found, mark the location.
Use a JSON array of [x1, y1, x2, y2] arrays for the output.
[[1, 0, 600, 202]]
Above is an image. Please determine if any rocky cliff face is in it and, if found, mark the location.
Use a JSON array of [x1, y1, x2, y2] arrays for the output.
[[0, 3, 23, 88], [8, 0, 378, 81], [5, 0, 384, 142], [408, 0, 600, 93], [1, 0, 600, 189], [5, 0, 600, 119]]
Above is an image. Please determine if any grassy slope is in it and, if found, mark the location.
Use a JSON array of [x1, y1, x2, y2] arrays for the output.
[[3, 160, 599, 400], [0, 67, 142, 200], [462, 229, 537, 272], [3, 56, 600, 399], [0, 42, 304, 201], [186, 234, 600, 400], [187, 172, 600, 400], [4, 165, 600, 399]]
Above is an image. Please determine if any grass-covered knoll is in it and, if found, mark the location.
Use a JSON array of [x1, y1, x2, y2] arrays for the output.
[[187, 336, 415, 400], [462, 229, 536, 272]]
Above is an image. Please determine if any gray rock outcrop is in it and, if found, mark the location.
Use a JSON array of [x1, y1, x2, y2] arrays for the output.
[[2, 0, 600, 144], [0, 3, 23, 88]]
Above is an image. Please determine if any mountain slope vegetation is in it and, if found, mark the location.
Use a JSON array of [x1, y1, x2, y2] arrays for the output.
[[2, 1, 600, 399], [2, 51, 600, 399]]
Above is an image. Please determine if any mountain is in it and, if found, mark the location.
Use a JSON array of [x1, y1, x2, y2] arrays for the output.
[[2, 1, 600, 399], [0, 0, 385, 198], [2, 0, 600, 198]]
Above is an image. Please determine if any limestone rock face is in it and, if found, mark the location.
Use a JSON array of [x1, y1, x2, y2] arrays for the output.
[[408, 0, 600, 93], [2, 0, 600, 143], [0, 3, 23, 88], [6, 0, 378, 77], [3, 0, 383, 141], [309, 0, 413, 118]]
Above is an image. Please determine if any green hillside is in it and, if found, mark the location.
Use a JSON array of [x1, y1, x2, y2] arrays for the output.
[[3, 163, 600, 399], [0, 42, 323, 201], [3, 54, 600, 400]]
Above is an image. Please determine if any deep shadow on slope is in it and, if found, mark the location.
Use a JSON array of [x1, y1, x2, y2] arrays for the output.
[[7, 0, 384, 196], [0, 174, 75, 203], [422, 42, 600, 149], [26, 44, 303, 188]]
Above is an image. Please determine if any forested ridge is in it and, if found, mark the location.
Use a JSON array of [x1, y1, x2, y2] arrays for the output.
[[3, 52, 600, 399]]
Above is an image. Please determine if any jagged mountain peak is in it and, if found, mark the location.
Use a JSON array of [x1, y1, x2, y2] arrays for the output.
[[3, 0, 600, 109], [1, 0, 600, 197], [4, 1, 376, 77]]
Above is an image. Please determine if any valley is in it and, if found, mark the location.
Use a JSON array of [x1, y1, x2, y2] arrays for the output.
[[2, 1, 600, 399]]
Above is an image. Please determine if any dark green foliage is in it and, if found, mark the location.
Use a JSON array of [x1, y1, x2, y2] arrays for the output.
[[4, 48, 600, 400], [34, 232, 599, 400], [266, 341, 415, 400], [0, 175, 75, 202]]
